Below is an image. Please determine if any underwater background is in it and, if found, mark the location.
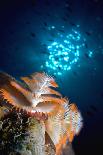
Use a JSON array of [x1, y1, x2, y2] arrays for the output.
[[0, 0, 103, 154]]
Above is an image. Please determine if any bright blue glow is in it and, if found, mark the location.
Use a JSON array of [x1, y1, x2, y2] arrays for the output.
[[51, 26, 55, 29], [52, 42, 57, 46], [41, 27, 86, 75], [88, 50, 93, 57]]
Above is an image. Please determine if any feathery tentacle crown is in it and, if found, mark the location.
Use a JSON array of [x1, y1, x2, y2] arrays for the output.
[[0, 72, 83, 154]]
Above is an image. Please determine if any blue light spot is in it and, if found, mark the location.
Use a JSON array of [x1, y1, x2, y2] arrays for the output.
[[57, 72, 62, 75], [67, 66, 71, 70], [52, 42, 57, 46], [77, 24, 80, 28], [48, 46, 52, 49], [64, 52, 68, 55], [88, 51, 93, 57], [54, 61, 58, 65], [64, 57, 69, 61], [51, 26, 55, 29], [76, 45, 80, 49]]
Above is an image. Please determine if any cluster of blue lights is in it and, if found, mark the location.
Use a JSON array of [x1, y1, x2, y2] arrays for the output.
[[41, 26, 93, 76]]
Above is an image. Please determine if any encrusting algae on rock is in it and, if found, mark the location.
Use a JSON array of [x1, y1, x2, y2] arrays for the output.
[[0, 72, 83, 155]]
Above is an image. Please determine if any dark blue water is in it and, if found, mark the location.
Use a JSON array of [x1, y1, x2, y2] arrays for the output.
[[0, 0, 103, 154]]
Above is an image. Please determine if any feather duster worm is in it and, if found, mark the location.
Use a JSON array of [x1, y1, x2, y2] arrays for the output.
[[0, 72, 83, 155]]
